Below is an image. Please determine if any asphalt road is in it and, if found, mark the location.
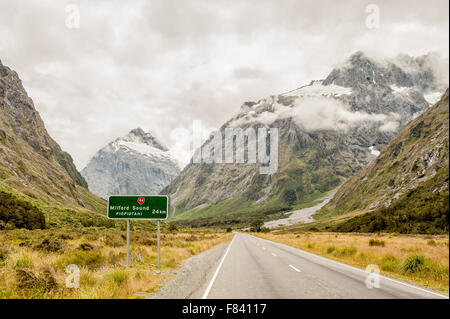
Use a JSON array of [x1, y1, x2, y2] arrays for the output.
[[202, 233, 448, 299]]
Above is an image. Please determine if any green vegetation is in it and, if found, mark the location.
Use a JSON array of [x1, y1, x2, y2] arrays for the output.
[[331, 170, 449, 234], [250, 219, 264, 232], [0, 191, 45, 230]]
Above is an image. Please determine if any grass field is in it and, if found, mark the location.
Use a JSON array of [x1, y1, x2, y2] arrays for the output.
[[0, 228, 232, 298], [255, 232, 449, 294]]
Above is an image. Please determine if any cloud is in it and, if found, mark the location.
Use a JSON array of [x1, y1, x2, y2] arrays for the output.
[[0, 0, 448, 169], [230, 96, 401, 132]]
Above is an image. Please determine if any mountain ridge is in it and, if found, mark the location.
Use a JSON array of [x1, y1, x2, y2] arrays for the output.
[[81, 128, 180, 199], [164, 51, 448, 226]]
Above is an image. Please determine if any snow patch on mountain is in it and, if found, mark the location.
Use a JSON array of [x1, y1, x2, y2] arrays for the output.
[[424, 91, 445, 105], [81, 128, 180, 199], [369, 146, 381, 156]]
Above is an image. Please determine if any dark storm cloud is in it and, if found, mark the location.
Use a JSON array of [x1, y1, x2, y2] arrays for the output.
[[0, 0, 448, 168]]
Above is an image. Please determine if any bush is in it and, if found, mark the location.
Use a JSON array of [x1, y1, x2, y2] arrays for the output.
[[36, 239, 63, 252], [56, 250, 105, 270], [369, 239, 385, 247], [334, 246, 357, 257], [260, 227, 270, 233], [427, 239, 437, 246], [381, 254, 399, 272], [79, 243, 94, 251], [15, 254, 32, 268], [250, 219, 264, 232], [226, 227, 232, 233], [402, 255, 425, 273], [168, 224, 178, 232], [0, 191, 46, 230], [107, 270, 129, 286], [15, 267, 57, 292], [282, 189, 297, 205], [326, 246, 336, 254]]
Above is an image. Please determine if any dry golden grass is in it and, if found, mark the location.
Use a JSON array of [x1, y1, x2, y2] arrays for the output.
[[255, 232, 449, 294], [0, 228, 232, 298]]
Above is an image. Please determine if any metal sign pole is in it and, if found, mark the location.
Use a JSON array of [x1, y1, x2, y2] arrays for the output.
[[157, 220, 161, 274], [126, 219, 130, 268]]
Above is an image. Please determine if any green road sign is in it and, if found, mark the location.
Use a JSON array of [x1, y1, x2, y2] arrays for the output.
[[107, 195, 169, 220]]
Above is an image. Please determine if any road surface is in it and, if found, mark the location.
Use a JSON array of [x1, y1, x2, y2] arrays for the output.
[[198, 233, 448, 299]]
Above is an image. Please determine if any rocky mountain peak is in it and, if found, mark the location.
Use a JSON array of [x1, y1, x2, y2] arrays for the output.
[[121, 128, 168, 152], [323, 51, 448, 94], [81, 128, 180, 199]]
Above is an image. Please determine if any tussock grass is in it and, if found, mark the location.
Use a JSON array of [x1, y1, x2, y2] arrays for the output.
[[0, 228, 231, 298], [255, 232, 449, 294]]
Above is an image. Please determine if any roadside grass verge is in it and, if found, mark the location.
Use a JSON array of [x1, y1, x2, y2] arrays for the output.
[[254, 232, 449, 294], [0, 228, 232, 298]]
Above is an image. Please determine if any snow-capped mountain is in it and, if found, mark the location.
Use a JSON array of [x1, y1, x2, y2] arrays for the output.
[[81, 128, 180, 199], [163, 52, 448, 221]]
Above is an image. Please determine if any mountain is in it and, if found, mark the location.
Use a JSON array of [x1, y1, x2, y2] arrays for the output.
[[0, 58, 108, 229], [81, 128, 180, 199], [318, 89, 449, 234], [164, 52, 448, 226]]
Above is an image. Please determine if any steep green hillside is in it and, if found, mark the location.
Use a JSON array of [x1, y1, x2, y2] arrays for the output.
[[318, 89, 449, 233], [0, 59, 114, 229]]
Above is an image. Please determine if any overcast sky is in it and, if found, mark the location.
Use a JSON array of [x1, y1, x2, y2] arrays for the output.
[[0, 0, 448, 169]]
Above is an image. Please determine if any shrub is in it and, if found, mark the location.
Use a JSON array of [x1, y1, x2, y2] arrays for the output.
[[79, 243, 94, 251], [226, 227, 232, 233], [381, 254, 399, 272], [402, 255, 425, 273], [250, 219, 264, 232], [15, 254, 32, 268], [326, 246, 336, 254], [107, 270, 129, 286], [307, 242, 315, 249], [15, 266, 57, 292], [427, 239, 437, 246], [56, 250, 105, 270], [36, 239, 63, 252], [369, 239, 385, 247], [168, 224, 178, 232], [260, 227, 270, 233], [334, 247, 357, 257], [0, 246, 8, 262], [0, 191, 46, 230]]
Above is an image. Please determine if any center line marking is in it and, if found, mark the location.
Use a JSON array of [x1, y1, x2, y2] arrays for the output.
[[289, 265, 301, 272], [271, 253, 277, 257]]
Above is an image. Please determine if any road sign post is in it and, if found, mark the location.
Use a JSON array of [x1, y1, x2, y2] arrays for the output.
[[157, 220, 161, 274], [107, 195, 168, 273], [126, 219, 130, 268]]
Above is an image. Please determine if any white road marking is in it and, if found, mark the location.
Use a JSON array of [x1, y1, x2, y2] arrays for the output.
[[202, 234, 236, 299], [249, 234, 449, 299], [289, 265, 301, 272], [271, 253, 277, 257]]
